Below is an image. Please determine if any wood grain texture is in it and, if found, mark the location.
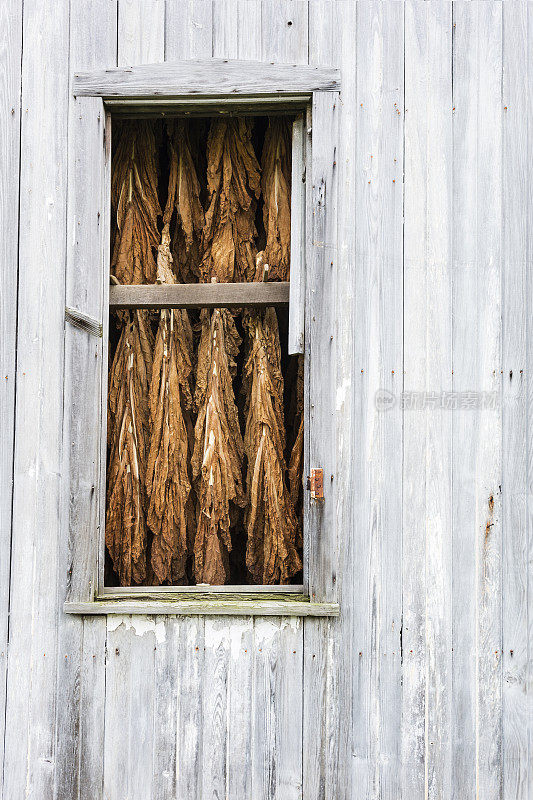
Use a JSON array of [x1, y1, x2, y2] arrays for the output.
[[403, 3, 453, 798], [502, 4, 530, 799], [103, 616, 156, 800], [303, 6, 341, 800], [201, 619, 230, 798], [109, 280, 290, 308], [288, 114, 306, 355], [326, 3, 357, 798], [118, 0, 165, 66], [73, 60, 339, 98], [305, 89, 339, 605], [213, 0, 262, 60], [64, 598, 340, 616], [452, 6, 504, 800], [252, 618, 303, 799], [1, 0, 70, 797], [352, 5, 404, 799], [261, 0, 308, 65], [226, 617, 254, 798], [165, 0, 213, 60], [527, 11, 533, 800], [57, 3, 116, 798], [0, 0, 22, 782]]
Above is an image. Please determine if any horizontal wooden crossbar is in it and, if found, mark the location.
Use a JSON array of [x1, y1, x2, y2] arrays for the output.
[[73, 59, 340, 98], [109, 281, 290, 310], [64, 596, 340, 617]]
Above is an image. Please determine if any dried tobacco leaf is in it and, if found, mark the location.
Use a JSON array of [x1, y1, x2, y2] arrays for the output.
[[145, 225, 194, 584], [243, 308, 302, 584], [111, 120, 161, 285], [260, 118, 292, 281], [164, 120, 205, 283], [191, 308, 245, 584], [106, 310, 154, 585], [201, 118, 261, 283]]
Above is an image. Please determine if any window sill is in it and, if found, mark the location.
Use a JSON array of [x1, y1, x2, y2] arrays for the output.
[[63, 593, 339, 617]]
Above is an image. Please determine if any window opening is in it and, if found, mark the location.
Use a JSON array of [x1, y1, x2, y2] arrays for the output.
[[105, 114, 304, 590]]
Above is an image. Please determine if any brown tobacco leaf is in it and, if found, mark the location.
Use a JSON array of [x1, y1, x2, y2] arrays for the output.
[[201, 118, 261, 282], [243, 309, 302, 584], [146, 226, 194, 584], [191, 309, 245, 584], [260, 118, 292, 281], [164, 120, 205, 282], [106, 310, 154, 585], [111, 120, 161, 285]]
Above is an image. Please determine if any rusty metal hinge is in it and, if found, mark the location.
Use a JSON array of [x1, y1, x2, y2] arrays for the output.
[[306, 468, 324, 501]]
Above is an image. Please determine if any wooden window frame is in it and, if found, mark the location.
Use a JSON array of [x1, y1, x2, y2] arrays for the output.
[[63, 60, 340, 617]]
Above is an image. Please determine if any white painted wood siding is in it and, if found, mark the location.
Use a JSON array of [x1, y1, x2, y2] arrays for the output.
[[1, 3, 531, 799]]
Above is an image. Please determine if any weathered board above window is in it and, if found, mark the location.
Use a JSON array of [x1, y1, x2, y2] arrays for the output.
[[63, 59, 340, 616]]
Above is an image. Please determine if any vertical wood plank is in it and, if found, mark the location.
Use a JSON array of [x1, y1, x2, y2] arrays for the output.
[[201, 619, 230, 800], [261, 0, 308, 64], [328, 2, 357, 798], [213, 0, 262, 60], [175, 617, 205, 799], [302, 87, 339, 800], [103, 618, 157, 800], [403, 3, 453, 798], [452, 4, 503, 798], [252, 618, 303, 800], [288, 114, 305, 355], [152, 617, 179, 800], [118, 0, 165, 65], [226, 618, 254, 799], [55, 3, 116, 797], [0, 0, 22, 781], [348, 5, 405, 799], [78, 618, 107, 799], [502, 4, 529, 799], [527, 10, 533, 800], [304, 6, 341, 799], [1, 0, 70, 796], [306, 88, 338, 604], [103, 618, 132, 799], [165, 0, 213, 60]]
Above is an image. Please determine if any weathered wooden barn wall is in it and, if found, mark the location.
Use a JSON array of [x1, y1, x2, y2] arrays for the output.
[[1, 1, 531, 798]]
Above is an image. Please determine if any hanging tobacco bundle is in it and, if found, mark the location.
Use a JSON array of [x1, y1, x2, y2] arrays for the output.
[[106, 121, 161, 585], [259, 118, 292, 281], [167, 120, 205, 283], [106, 310, 154, 584], [241, 120, 299, 584], [145, 227, 194, 584], [201, 118, 261, 282], [111, 120, 161, 285], [191, 118, 261, 584], [145, 121, 201, 584], [243, 303, 302, 584], [191, 309, 245, 584]]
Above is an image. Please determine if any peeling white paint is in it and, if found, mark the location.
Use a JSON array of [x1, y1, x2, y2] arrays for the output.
[[204, 621, 228, 651], [107, 615, 166, 643]]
